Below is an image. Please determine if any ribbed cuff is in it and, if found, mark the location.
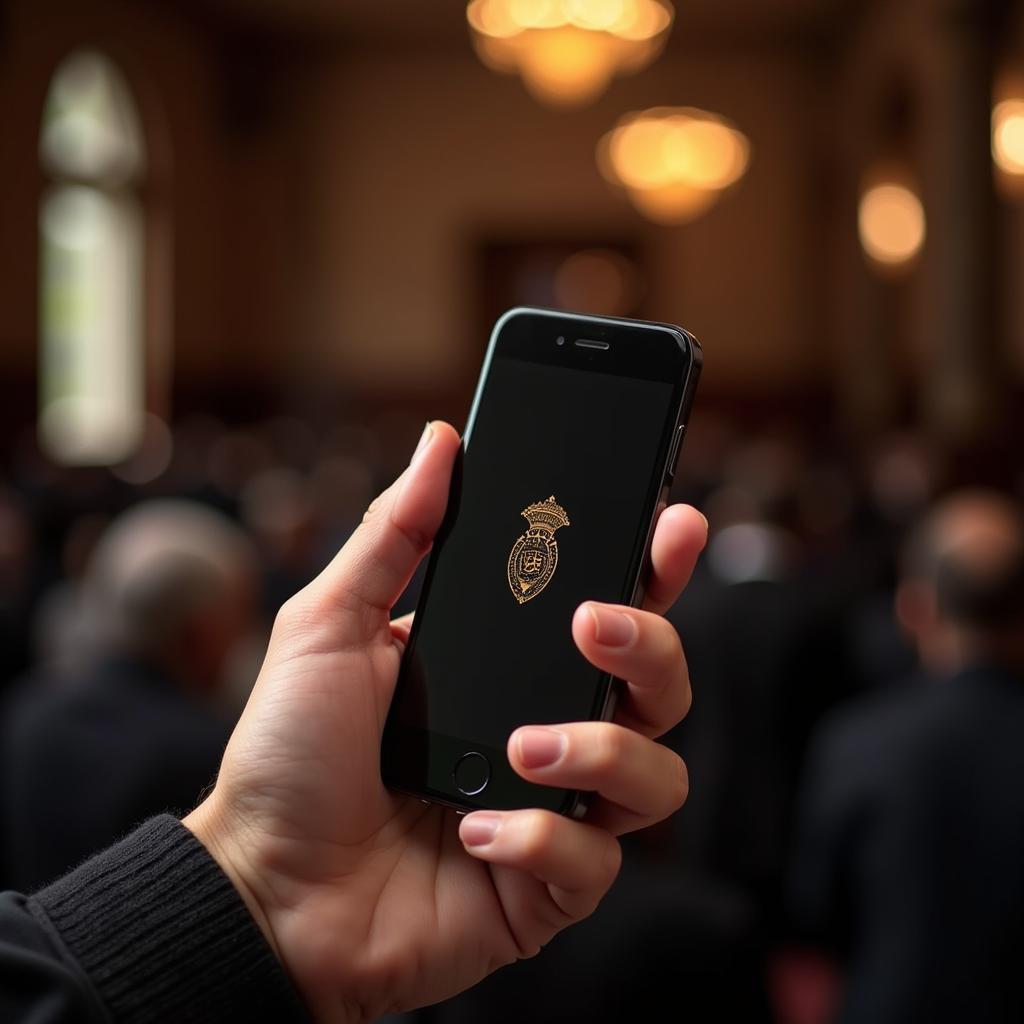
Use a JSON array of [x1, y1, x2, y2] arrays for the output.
[[30, 815, 309, 1023]]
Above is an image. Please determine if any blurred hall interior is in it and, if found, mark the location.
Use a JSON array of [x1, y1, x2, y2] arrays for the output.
[[3, 0, 1024, 1022], [3, 0, 1024, 443]]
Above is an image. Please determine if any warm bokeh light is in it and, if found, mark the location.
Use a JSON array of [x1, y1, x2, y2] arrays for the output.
[[858, 182, 926, 267], [597, 107, 750, 224], [992, 98, 1024, 176], [466, 0, 673, 107]]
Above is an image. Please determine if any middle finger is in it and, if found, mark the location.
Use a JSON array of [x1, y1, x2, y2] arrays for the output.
[[572, 601, 691, 737]]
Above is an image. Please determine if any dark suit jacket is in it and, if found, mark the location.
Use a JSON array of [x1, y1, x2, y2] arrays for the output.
[[791, 666, 1024, 1024], [1, 657, 231, 892]]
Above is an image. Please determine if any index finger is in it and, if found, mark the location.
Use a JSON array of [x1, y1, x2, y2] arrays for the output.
[[642, 504, 708, 614], [301, 421, 461, 639]]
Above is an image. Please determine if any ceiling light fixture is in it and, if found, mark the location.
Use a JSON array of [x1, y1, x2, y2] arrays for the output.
[[858, 178, 926, 269], [467, 0, 674, 108], [597, 106, 750, 224]]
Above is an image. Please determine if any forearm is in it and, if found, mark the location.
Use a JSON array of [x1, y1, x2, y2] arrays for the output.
[[2, 816, 309, 1023]]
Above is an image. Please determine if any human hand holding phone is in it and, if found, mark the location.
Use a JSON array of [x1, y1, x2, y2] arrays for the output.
[[184, 419, 705, 1022]]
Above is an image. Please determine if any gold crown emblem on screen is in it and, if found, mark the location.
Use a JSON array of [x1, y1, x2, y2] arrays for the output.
[[522, 496, 571, 532], [507, 495, 570, 605]]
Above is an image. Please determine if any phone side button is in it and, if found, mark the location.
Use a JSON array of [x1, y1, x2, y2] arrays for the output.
[[666, 424, 685, 481], [453, 751, 491, 797]]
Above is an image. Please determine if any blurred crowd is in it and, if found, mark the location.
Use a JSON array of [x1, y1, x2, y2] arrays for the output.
[[2, 409, 1024, 1024]]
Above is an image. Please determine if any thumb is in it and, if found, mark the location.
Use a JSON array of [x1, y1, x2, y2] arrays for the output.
[[305, 420, 460, 637]]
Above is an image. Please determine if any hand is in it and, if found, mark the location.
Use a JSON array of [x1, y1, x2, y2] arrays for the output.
[[185, 421, 707, 1023]]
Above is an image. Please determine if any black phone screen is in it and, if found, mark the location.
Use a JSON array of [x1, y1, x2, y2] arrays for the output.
[[393, 351, 677, 752]]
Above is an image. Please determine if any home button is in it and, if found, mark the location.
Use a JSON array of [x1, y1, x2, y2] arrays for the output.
[[453, 752, 490, 796]]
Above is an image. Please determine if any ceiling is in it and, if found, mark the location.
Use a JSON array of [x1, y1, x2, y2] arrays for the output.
[[186, 0, 848, 46]]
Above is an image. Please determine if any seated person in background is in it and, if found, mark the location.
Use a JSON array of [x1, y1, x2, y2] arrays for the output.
[[788, 490, 1024, 1024], [1, 500, 259, 892]]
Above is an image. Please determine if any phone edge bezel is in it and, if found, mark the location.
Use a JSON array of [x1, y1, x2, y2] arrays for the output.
[[382, 306, 703, 818]]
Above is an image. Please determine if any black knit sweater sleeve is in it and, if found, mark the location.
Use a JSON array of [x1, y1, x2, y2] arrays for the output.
[[0, 815, 309, 1023]]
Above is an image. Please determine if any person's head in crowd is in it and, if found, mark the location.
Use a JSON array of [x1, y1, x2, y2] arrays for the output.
[[867, 432, 944, 527], [84, 500, 259, 696], [896, 490, 1024, 676]]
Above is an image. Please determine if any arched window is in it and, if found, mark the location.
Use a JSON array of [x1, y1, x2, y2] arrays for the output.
[[39, 50, 147, 465]]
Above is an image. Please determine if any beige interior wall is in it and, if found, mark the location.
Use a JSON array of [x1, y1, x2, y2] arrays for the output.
[[305, 44, 823, 398]]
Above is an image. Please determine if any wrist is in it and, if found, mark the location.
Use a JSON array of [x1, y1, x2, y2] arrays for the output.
[[183, 797, 283, 963]]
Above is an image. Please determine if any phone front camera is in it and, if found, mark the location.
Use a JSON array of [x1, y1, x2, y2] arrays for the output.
[[556, 336, 565, 346]]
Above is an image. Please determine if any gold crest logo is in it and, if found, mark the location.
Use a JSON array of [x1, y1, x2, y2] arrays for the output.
[[507, 495, 570, 604]]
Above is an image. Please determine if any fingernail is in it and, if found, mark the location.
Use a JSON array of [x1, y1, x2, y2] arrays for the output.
[[460, 812, 502, 847], [517, 727, 566, 769], [588, 604, 637, 648], [698, 510, 709, 531], [411, 421, 433, 464]]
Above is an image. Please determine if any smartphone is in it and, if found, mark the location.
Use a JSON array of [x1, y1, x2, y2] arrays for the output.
[[381, 307, 701, 817]]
